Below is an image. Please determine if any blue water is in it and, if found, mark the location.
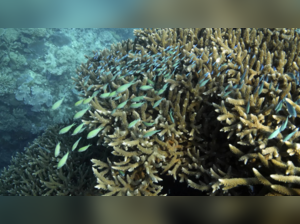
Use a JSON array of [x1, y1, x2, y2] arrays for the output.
[[0, 28, 135, 170]]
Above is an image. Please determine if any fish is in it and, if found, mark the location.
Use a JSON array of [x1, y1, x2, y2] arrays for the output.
[[116, 100, 129, 109], [78, 144, 92, 152], [52, 97, 65, 110], [170, 108, 175, 123], [72, 137, 82, 151], [73, 107, 89, 120], [119, 170, 125, 177], [113, 96, 122, 100], [282, 128, 299, 142], [100, 92, 111, 99], [87, 84, 94, 91], [241, 68, 247, 81], [147, 79, 155, 86], [258, 81, 264, 95], [287, 72, 296, 80], [59, 123, 76, 134], [116, 79, 136, 94], [143, 121, 156, 127], [275, 100, 283, 113], [199, 79, 209, 87], [74, 99, 84, 106], [92, 90, 101, 97], [109, 91, 117, 98], [285, 100, 297, 117], [128, 119, 140, 128], [57, 152, 69, 169], [72, 123, 85, 135], [87, 126, 104, 139], [83, 96, 94, 104], [280, 117, 288, 132], [157, 84, 169, 95], [140, 85, 153, 91], [131, 95, 146, 102], [54, 142, 61, 157], [143, 130, 161, 138], [130, 102, 145, 108], [268, 127, 282, 139], [246, 100, 250, 114], [153, 98, 165, 108]]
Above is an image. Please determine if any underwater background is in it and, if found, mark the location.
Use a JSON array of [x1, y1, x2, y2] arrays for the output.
[[0, 28, 135, 169], [2, 28, 300, 196]]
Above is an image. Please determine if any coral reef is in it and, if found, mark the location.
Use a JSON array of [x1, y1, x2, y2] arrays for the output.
[[0, 74, 15, 96], [0, 123, 105, 196], [70, 28, 300, 195]]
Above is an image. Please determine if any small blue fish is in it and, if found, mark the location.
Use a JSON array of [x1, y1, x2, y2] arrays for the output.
[[268, 127, 282, 139], [59, 123, 76, 135], [280, 117, 288, 132], [223, 91, 232, 97], [116, 79, 136, 93], [269, 81, 273, 90], [275, 100, 283, 113], [224, 84, 230, 92], [285, 100, 297, 118], [130, 102, 145, 108], [170, 108, 175, 123], [55, 142, 61, 157], [116, 100, 129, 109], [258, 82, 264, 95], [260, 65, 264, 71], [199, 79, 209, 87], [140, 85, 153, 91], [287, 72, 296, 80], [143, 121, 156, 127], [282, 128, 299, 142], [131, 95, 146, 102], [153, 98, 165, 108], [87, 126, 104, 139], [143, 130, 161, 138], [72, 137, 82, 151], [128, 119, 140, 128], [246, 100, 250, 114], [52, 97, 65, 110], [57, 152, 69, 169]]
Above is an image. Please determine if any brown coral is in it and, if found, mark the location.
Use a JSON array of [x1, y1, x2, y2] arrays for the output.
[[0, 123, 104, 196], [71, 28, 300, 195]]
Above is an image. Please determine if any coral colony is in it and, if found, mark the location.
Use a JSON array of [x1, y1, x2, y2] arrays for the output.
[[2, 28, 300, 195]]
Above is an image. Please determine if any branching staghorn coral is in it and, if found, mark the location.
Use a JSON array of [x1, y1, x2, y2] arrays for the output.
[[70, 28, 300, 195], [0, 123, 104, 196]]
